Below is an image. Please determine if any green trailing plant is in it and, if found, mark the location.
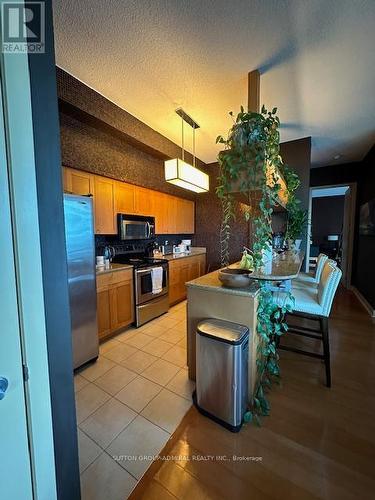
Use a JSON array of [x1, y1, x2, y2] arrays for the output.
[[216, 105, 283, 267], [244, 286, 294, 425], [219, 194, 235, 267], [285, 204, 308, 243], [278, 162, 308, 243], [215, 105, 302, 424]]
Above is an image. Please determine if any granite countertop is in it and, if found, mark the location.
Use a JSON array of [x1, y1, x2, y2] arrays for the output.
[[161, 247, 206, 261], [186, 250, 304, 295], [187, 269, 260, 297], [96, 247, 206, 275], [96, 263, 133, 275]]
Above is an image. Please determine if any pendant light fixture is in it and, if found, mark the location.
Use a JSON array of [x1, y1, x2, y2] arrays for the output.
[[165, 108, 209, 193]]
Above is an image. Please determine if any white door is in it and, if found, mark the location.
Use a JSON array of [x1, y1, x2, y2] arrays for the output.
[[0, 76, 33, 500]]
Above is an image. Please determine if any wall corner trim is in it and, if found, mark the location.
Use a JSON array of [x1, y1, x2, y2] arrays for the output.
[[350, 286, 375, 318]]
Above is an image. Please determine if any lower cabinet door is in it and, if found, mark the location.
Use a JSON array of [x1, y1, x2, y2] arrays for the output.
[[168, 255, 206, 306], [188, 259, 200, 281], [109, 281, 134, 331], [97, 289, 112, 340]]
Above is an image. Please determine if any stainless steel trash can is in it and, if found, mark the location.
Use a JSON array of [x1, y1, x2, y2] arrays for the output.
[[194, 318, 249, 432]]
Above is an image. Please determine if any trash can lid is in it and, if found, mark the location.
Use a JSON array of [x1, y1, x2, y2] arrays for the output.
[[197, 318, 249, 345]]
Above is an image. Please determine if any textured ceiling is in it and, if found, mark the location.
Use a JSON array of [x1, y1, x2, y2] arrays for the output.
[[53, 0, 375, 167]]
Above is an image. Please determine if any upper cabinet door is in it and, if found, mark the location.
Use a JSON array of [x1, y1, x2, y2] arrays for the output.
[[166, 195, 177, 234], [94, 176, 116, 234], [115, 181, 135, 215], [175, 197, 195, 234], [134, 186, 153, 216], [63, 167, 94, 196], [150, 191, 166, 234]]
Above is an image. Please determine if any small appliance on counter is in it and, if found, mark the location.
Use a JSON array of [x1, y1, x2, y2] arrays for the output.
[[173, 244, 186, 254], [173, 239, 192, 254], [181, 239, 191, 252], [161, 241, 174, 256], [96, 245, 115, 269]]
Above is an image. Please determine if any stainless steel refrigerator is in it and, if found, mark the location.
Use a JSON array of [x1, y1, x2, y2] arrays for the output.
[[64, 194, 99, 369]]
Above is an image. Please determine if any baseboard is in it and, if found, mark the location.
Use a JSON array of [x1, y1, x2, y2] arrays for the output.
[[350, 286, 375, 318]]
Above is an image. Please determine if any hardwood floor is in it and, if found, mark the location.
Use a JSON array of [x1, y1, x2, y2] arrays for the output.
[[130, 288, 375, 500]]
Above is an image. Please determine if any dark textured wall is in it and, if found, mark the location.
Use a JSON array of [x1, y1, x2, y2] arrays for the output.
[[312, 196, 345, 245], [59, 111, 196, 201], [194, 162, 248, 270]]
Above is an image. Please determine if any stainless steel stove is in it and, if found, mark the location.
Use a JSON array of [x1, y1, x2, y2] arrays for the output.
[[112, 242, 169, 327]]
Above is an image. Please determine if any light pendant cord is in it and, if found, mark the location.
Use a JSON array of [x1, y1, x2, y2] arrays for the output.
[[181, 116, 184, 161], [193, 126, 196, 168]]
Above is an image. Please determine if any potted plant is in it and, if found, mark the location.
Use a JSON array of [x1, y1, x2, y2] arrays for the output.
[[216, 106, 286, 206], [285, 204, 308, 250]]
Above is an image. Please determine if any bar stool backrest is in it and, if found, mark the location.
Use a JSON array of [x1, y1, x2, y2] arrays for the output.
[[314, 253, 329, 281], [318, 261, 342, 317]]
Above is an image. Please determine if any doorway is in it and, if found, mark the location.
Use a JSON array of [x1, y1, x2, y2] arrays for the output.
[[306, 184, 357, 287]]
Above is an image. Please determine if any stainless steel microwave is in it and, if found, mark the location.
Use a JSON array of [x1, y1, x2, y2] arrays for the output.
[[118, 214, 155, 240]]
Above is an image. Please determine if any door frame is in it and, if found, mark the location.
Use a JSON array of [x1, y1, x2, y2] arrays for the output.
[[306, 182, 357, 286], [0, 3, 57, 497]]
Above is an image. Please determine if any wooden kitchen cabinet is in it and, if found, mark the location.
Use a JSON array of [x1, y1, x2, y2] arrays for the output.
[[62, 167, 196, 235], [165, 195, 177, 234], [109, 281, 134, 331], [168, 253, 206, 305], [115, 181, 135, 215], [94, 175, 116, 234], [134, 186, 153, 216], [150, 191, 168, 234], [63, 167, 94, 196], [96, 269, 134, 341], [97, 289, 112, 339], [176, 197, 195, 233]]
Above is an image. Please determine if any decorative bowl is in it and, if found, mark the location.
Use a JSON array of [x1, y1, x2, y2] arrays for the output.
[[218, 267, 253, 288]]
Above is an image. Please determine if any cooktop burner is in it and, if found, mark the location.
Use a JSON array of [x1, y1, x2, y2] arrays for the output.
[[114, 256, 168, 269], [128, 258, 144, 264]]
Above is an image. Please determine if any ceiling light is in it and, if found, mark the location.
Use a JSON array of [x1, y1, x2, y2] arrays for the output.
[[165, 108, 209, 193]]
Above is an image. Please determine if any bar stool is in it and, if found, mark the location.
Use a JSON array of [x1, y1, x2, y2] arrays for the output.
[[294, 253, 328, 284], [293, 259, 337, 290], [277, 260, 342, 387]]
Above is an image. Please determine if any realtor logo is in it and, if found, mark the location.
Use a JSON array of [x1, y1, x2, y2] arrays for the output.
[[1, 2, 45, 53]]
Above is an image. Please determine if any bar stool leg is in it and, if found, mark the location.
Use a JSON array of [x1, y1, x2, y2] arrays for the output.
[[320, 317, 331, 388]]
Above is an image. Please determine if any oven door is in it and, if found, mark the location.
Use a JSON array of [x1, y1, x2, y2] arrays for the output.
[[120, 220, 149, 240], [135, 266, 168, 305]]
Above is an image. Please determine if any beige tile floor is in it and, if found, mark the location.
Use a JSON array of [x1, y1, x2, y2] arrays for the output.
[[75, 300, 195, 500]]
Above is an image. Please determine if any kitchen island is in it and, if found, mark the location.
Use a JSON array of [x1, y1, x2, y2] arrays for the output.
[[186, 250, 304, 400]]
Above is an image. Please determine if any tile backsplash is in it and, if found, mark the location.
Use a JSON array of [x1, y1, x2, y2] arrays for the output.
[[95, 234, 194, 256]]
